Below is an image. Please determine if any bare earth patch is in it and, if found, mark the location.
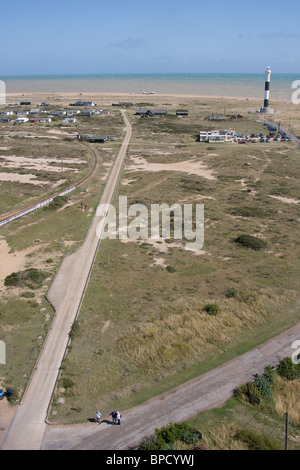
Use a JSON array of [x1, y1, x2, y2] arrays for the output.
[[269, 195, 300, 205], [126, 156, 217, 180]]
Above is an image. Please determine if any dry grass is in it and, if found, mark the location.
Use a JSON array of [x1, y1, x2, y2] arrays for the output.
[[202, 423, 248, 450], [117, 289, 296, 375], [274, 378, 300, 424]]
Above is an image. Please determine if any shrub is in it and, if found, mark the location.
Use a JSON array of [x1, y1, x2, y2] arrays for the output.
[[253, 374, 273, 397], [166, 266, 176, 273], [4, 268, 48, 289], [137, 422, 202, 450], [20, 291, 35, 298], [234, 234, 267, 251], [277, 357, 300, 380], [61, 377, 74, 389], [204, 303, 220, 316], [44, 195, 68, 211], [225, 288, 239, 299]]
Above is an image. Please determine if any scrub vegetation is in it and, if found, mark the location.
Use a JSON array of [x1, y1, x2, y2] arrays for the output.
[[0, 94, 299, 437]]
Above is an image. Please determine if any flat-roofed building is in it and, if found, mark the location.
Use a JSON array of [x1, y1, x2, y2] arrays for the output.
[[199, 129, 235, 143], [86, 135, 108, 143]]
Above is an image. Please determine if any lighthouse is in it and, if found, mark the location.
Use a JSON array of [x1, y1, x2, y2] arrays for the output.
[[259, 66, 274, 114]]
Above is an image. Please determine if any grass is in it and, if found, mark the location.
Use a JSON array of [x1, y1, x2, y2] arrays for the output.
[[47, 97, 300, 424], [1, 94, 299, 433]]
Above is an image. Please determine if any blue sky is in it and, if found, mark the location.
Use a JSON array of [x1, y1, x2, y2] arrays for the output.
[[1, 0, 299, 75]]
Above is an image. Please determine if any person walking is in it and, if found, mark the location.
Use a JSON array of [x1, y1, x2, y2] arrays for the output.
[[96, 411, 102, 423], [116, 411, 121, 425], [110, 411, 117, 424]]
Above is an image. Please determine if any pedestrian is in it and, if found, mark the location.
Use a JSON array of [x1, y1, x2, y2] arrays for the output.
[[110, 411, 117, 424], [96, 411, 102, 423], [84, 204, 87, 211], [80, 201, 83, 209], [116, 411, 121, 425]]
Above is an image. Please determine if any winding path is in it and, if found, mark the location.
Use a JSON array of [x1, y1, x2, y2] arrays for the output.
[[1, 111, 132, 450]]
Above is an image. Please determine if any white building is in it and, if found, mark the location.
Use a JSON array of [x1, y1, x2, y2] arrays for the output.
[[15, 117, 29, 124], [35, 117, 52, 123], [62, 117, 76, 124], [199, 129, 235, 143]]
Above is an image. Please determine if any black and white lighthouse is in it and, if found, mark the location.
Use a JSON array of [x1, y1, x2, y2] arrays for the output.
[[259, 66, 274, 114]]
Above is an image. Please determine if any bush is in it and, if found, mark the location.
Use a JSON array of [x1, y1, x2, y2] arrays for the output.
[[225, 288, 239, 299], [44, 195, 68, 211], [277, 357, 300, 380], [204, 303, 220, 316], [166, 266, 176, 273], [253, 374, 273, 397], [234, 234, 267, 251], [20, 291, 35, 298], [137, 422, 202, 450], [61, 377, 74, 389], [4, 268, 49, 289]]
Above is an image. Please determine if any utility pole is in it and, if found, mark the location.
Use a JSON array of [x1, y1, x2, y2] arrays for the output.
[[284, 412, 289, 450]]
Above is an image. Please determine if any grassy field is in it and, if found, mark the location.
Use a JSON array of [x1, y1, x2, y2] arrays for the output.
[[0, 93, 299, 432], [39, 94, 300, 424]]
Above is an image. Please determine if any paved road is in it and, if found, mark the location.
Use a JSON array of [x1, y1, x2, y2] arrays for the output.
[[42, 321, 300, 450], [1, 111, 132, 450]]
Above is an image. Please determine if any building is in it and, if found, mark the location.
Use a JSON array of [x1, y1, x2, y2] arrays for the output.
[[33, 117, 52, 123], [30, 109, 41, 115], [51, 111, 67, 116], [69, 100, 96, 107], [66, 109, 80, 116], [230, 114, 243, 120], [199, 130, 235, 143], [204, 114, 224, 121], [0, 118, 10, 122], [62, 117, 76, 124], [135, 108, 166, 116], [14, 117, 29, 124], [20, 101, 31, 106], [86, 135, 108, 143], [80, 110, 94, 116]]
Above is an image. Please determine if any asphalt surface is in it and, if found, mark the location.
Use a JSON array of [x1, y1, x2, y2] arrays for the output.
[[1, 111, 132, 450]]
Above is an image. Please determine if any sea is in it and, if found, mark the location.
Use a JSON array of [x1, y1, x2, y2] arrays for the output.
[[2, 73, 299, 101]]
